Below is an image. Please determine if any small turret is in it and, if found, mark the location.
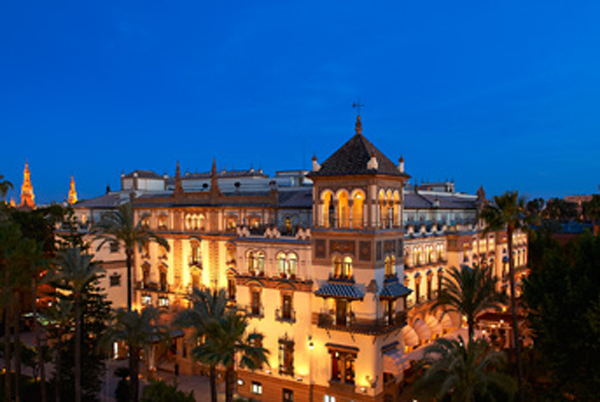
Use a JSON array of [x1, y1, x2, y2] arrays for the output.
[[20, 161, 35, 208], [312, 155, 321, 172], [398, 155, 405, 173]]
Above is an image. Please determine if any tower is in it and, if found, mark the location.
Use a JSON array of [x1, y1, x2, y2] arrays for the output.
[[68, 175, 78, 205], [20, 161, 35, 208], [307, 115, 412, 400]]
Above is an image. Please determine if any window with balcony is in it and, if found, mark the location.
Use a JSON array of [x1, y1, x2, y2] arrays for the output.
[[278, 339, 294, 376], [330, 350, 356, 385], [142, 264, 150, 287], [278, 293, 294, 322]]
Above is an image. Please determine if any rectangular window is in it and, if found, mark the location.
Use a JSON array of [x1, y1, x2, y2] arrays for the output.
[[110, 243, 119, 253], [109, 274, 121, 287], [283, 389, 294, 402], [251, 291, 262, 316], [324, 396, 336, 402], [278, 340, 294, 376], [282, 294, 293, 321], [141, 294, 152, 306], [251, 381, 262, 395], [329, 350, 356, 385]]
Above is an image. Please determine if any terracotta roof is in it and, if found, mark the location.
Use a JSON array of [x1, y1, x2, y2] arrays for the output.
[[310, 133, 407, 178]]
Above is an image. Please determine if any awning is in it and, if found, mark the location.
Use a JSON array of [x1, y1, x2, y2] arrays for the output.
[[315, 282, 364, 300], [439, 312, 458, 331], [379, 280, 412, 299], [414, 318, 432, 342], [383, 348, 410, 376], [425, 315, 443, 337], [401, 325, 419, 347]]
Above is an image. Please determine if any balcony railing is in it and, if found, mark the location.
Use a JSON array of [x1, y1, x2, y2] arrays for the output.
[[244, 305, 264, 319], [315, 311, 407, 335], [135, 281, 171, 293], [275, 308, 296, 324]]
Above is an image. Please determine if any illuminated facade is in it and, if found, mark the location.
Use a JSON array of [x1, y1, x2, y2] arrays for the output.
[[72, 116, 527, 401], [68, 175, 78, 205]]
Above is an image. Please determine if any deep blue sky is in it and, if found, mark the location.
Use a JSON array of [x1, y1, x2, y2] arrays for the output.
[[2, 1, 600, 203]]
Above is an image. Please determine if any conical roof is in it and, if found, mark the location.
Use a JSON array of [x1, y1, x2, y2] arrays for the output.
[[310, 118, 408, 178]]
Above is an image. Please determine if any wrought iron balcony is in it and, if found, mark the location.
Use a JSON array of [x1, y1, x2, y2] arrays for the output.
[[275, 308, 296, 324], [314, 311, 406, 335]]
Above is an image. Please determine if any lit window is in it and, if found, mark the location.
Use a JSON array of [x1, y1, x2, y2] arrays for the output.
[[141, 295, 152, 306], [251, 382, 262, 395], [324, 395, 336, 402], [158, 296, 169, 307], [278, 339, 294, 376], [283, 388, 294, 402]]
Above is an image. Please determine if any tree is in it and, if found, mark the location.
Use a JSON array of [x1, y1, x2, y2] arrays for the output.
[[93, 203, 169, 311], [414, 336, 515, 402], [432, 264, 507, 341], [174, 288, 269, 402], [140, 380, 194, 402], [44, 298, 73, 402], [103, 307, 166, 402], [195, 313, 269, 402], [0, 175, 13, 202], [174, 288, 228, 402], [522, 232, 600, 400], [48, 248, 105, 402], [543, 198, 577, 222], [481, 190, 530, 402]]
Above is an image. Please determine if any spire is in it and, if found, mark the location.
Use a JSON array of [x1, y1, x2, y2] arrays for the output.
[[174, 161, 183, 196], [210, 158, 221, 195], [20, 161, 35, 208], [68, 175, 78, 205]]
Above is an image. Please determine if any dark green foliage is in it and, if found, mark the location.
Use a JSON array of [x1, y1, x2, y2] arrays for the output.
[[52, 281, 111, 402], [140, 380, 195, 402], [114, 367, 131, 402], [583, 194, 600, 223], [413, 336, 515, 402], [543, 198, 578, 222], [523, 232, 600, 400]]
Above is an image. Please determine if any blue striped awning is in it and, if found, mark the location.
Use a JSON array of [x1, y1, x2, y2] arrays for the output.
[[315, 283, 364, 300], [380, 280, 412, 299]]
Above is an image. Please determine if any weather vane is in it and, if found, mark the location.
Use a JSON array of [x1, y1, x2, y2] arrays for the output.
[[352, 99, 364, 116]]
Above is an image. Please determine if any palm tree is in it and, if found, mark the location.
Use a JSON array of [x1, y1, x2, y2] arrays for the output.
[[0, 175, 13, 202], [49, 248, 105, 402], [432, 264, 507, 341], [481, 191, 529, 401], [174, 288, 229, 402], [94, 203, 169, 311], [414, 336, 516, 401], [45, 298, 74, 402], [194, 313, 269, 402], [103, 307, 166, 402]]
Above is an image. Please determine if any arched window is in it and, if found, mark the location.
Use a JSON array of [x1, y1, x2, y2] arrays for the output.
[[342, 256, 353, 279], [226, 243, 236, 265], [277, 253, 287, 277], [384, 256, 391, 276], [247, 251, 256, 273], [256, 251, 265, 275], [393, 191, 400, 227], [338, 191, 350, 228], [142, 263, 150, 287], [226, 215, 238, 232], [351, 191, 364, 229], [322, 192, 333, 228], [379, 191, 386, 228], [332, 256, 342, 278], [288, 254, 297, 277]]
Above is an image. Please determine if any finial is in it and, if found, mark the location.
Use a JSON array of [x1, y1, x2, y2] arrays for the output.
[[352, 99, 364, 136]]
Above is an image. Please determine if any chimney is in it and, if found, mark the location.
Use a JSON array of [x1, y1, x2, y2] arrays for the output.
[[398, 155, 405, 173]]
